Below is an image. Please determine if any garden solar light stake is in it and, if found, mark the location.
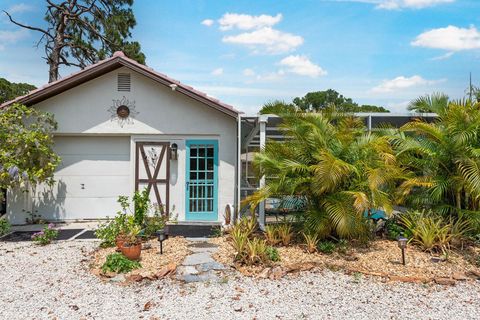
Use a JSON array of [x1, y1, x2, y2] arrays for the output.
[[398, 236, 408, 266], [156, 229, 167, 254]]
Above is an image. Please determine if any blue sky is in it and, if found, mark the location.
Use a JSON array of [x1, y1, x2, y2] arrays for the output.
[[1, 0, 480, 114]]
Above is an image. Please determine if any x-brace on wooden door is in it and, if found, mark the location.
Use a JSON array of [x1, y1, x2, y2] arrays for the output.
[[135, 142, 170, 215]]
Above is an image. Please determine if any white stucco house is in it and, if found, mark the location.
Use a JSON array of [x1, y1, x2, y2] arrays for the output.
[[1, 51, 244, 226]]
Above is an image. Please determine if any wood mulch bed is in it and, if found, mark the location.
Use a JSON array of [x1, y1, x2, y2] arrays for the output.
[[209, 236, 480, 285], [90, 237, 190, 282]]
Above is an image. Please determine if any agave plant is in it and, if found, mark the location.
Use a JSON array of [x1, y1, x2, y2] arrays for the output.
[[246, 108, 403, 239], [392, 99, 480, 224]]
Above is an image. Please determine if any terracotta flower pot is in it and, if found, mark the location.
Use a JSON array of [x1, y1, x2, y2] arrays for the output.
[[121, 243, 142, 260]]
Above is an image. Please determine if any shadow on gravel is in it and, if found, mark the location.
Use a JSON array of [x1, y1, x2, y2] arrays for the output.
[[0, 229, 97, 242]]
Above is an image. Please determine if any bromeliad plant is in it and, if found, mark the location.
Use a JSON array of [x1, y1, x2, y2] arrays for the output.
[[230, 216, 279, 266], [31, 223, 59, 245], [246, 108, 403, 239]]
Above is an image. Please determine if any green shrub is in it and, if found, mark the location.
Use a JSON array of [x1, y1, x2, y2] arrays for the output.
[[31, 223, 58, 245], [143, 212, 166, 238], [0, 217, 11, 236], [95, 212, 129, 247], [385, 218, 405, 240], [318, 241, 336, 254], [266, 246, 280, 262], [101, 253, 141, 273], [132, 189, 150, 226]]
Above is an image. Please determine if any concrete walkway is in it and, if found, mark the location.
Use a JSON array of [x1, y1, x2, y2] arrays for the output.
[[176, 238, 227, 283]]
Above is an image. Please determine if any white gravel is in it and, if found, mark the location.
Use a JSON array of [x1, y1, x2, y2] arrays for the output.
[[1, 240, 480, 320]]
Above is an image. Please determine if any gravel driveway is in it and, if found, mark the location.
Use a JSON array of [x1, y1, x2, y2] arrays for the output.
[[1, 240, 479, 320]]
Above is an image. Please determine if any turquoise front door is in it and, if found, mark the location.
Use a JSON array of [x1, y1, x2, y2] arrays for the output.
[[185, 140, 218, 221]]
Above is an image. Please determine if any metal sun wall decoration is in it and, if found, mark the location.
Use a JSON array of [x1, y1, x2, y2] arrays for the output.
[[108, 96, 139, 127]]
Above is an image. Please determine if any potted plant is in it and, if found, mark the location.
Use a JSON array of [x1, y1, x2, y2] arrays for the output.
[[120, 224, 142, 260]]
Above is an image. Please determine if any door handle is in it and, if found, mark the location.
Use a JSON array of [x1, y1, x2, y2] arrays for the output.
[[186, 182, 190, 190]]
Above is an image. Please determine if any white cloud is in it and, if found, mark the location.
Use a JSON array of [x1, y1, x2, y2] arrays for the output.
[[218, 13, 282, 31], [371, 75, 440, 93], [376, 0, 454, 9], [255, 70, 285, 82], [430, 51, 455, 60], [211, 68, 224, 76], [243, 68, 255, 76], [332, 0, 454, 9], [412, 25, 480, 51], [201, 19, 214, 27], [8, 3, 35, 14], [222, 27, 303, 54], [279, 55, 327, 77], [0, 29, 29, 50], [385, 100, 410, 112]]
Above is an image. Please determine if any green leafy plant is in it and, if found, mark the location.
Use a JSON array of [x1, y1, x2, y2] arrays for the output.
[[303, 232, 320, 253], [277, 223, 293, 246], [384, 218, 405, 241], [318, 241, 336, 254], [143, 210, 166, 238], [266, 246, 280, 262], [132, 189, 150, 226], [95, 210, 129, 247], [101, 253, 141, 274], [0, 217, 11, 236], [264, 224, 280, 245], [31, 223, 59, 245]]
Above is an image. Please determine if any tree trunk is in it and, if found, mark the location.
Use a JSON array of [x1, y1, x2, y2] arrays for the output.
[[48, 11, 68, 83]]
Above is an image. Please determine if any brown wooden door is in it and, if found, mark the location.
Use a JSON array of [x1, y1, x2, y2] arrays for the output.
[[135, 142, 170, 215]]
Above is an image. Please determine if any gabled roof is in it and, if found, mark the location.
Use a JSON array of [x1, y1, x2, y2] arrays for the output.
[[0, 51, 242, 118]]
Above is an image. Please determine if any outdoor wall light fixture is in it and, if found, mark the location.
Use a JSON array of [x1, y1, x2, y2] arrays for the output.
[[170, 143, 178, 160], [397, 236, 408, 265], [156, 229, 168, 254]]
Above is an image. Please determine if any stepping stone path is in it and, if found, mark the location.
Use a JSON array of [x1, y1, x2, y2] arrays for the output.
[[176, 238, 227, 283]]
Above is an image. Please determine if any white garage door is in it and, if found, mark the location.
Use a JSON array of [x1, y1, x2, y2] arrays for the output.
[[34, 136, 131, 221]]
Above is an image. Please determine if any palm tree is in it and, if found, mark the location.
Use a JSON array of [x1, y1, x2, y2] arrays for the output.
[[246, 109, 404, 239], [392, 99, 480, 220], [407, 92, 449, 113]]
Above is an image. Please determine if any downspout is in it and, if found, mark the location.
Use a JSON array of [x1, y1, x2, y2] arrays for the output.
[[236, 114, 242, 223]]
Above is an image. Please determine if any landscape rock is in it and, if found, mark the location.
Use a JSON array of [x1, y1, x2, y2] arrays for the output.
[[127, 274, 143, 282], [156, 263, 177, 278], [269, 266, 286, 280], [258, 268, 271, 279], [452, 272, 468, 281], [434, 277, 456, 286], [182, 252, 215, 266]]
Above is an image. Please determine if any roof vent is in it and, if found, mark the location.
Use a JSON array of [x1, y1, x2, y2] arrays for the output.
[[117, 73, 131, 92]]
